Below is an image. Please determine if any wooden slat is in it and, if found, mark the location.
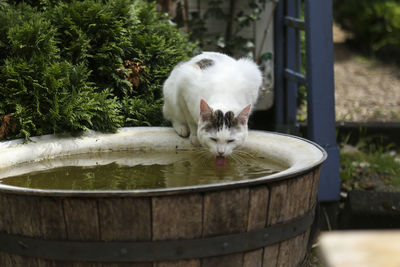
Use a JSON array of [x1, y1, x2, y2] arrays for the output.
[[36, 259, 57, 267], [263, 181, 287, 267], [37, 197, 67, 267], [310, 167, 321, 206], [56, 262, 102, 267], [47, 262, 102, 267], [301, 229, 312, 263], [279, 172, 318, 267], [4, 195, 43, 266], [101, 263, 152, 267], [0, 252, 6, 267], [287, 172, 314, 220], [0, 195, 65, 266], [290, 233, 307, 267], [4, 254, 39, 267], [202, 253, 243, 267], [267, 181, 288, 225], [154, 259, 201, 267], [244, 185, 270, 267], [263, 244, 279, 267], [63, 198, 99, 241], [0, 195, 13, 265], [202, 188, 249, 265], [98, 197, 151, 241], [6, 194, 42, 236], [265, 175, 315, 267], [0, 194, 6, 233], [40, 197, 67, 240], [152, 194, 203, 240], [286, 177, 303, 220], [247, 185, 270, 231], [277, 235, 306, 267], [302, 172, 318, 214], [276, 239, 291, 267], [55, 262, 151, 267], [203, 188, 249, 236], [276, 180, 298, 267], [152, 194, 202, 266], [244, 249, 263, 267]]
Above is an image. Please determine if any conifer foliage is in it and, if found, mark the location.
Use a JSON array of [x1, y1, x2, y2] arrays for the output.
[[0, 0, 196, 140]]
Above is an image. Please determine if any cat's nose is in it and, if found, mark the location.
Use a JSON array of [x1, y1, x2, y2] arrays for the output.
[[218, 151, 224, 156]]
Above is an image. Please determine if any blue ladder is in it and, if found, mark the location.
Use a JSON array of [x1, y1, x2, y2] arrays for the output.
[[274, 0, 340, 201]]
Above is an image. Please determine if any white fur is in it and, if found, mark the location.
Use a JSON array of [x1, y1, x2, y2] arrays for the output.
[[163, 52, 262, 156]]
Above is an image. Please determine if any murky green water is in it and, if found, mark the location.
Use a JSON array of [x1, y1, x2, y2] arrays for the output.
[[0, 151, 287, 190]]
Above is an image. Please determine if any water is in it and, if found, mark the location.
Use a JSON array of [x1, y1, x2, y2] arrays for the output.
[[0, 150, 287, 190]]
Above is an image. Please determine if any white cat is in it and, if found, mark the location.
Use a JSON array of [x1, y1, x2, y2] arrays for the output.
[[162, 52, 262, 165]]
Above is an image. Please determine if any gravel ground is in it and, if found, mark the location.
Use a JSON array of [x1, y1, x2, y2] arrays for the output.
[[333, 25, 400, 122]]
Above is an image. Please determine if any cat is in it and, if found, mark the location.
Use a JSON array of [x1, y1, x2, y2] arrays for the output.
[[162, 52, 262, 165]]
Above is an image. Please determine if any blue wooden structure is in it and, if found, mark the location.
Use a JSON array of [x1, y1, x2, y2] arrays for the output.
[[274, 0, 340, 201]]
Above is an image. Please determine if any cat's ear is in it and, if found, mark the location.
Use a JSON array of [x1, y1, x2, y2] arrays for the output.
[[238, 104, 251, 125], [200, 99, 213, 121]]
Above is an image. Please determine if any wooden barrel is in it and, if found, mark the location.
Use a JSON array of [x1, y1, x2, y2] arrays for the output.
[[0, 128, 326, 266]]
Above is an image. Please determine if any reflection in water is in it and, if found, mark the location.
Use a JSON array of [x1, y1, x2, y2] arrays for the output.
[[0, 151, 287, 190]]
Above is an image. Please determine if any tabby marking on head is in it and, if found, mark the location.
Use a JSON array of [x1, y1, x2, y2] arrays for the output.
[[206, 110, 238, 131], [195, 58, 214, 70], [224, 111, 236, 128]]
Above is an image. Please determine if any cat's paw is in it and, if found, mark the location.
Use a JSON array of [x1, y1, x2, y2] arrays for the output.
[[173, 122, 190, 138], [189, 135, 201, 146]]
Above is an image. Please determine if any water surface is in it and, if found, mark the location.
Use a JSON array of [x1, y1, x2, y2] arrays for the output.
[[0, 150, 287, 190]]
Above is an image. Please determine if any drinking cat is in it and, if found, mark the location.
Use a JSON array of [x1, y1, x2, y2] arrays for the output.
[[162, 52, 262, 165]]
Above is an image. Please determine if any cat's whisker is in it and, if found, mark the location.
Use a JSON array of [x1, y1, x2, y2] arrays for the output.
[[192, 150, 206, 156], [229, 153, 246, 165], [233, 150, 253, 164], [237, 155, 247, 165], [233, 152, 254, 164], [191, 147, 208, 153], [233, 149, 255, 159], [234, 155, 244, 165], [227, 154, 239, 164], [192, 150, 214, 166], [192, 148, 208, 156], [194, 151, 208, 162]]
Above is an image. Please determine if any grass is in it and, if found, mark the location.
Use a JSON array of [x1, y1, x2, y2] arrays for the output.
[[340, 139, 400, 192], [304, 247, 325, 267]]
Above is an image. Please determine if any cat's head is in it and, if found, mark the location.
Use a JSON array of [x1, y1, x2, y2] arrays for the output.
[[197, 99, 251, 157]]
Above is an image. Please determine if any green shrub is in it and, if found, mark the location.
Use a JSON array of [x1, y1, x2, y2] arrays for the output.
[[334, 0, 400, 59], [0, 0, 196, 141]]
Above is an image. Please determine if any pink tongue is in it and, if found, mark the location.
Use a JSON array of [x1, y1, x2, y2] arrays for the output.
[[215, 156, 226, 166]]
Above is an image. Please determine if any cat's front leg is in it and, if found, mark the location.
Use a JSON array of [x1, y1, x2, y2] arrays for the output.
[[188, 124, 200, 146], [189, 134, 200, 146], [172, 122, 190, 138]]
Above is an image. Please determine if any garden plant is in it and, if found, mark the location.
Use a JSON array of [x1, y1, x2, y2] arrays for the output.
[[0, 0, 197, 141]]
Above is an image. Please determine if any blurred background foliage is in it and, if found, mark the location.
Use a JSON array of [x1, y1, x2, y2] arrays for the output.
[[334, 0, 400, 62]]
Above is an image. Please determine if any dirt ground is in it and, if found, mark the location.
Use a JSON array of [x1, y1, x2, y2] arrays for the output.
[[333, 25, 400, 122]]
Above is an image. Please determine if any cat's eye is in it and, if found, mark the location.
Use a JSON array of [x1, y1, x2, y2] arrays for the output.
[[227, 139, 235, 143], [210, 137, 218, 142]]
